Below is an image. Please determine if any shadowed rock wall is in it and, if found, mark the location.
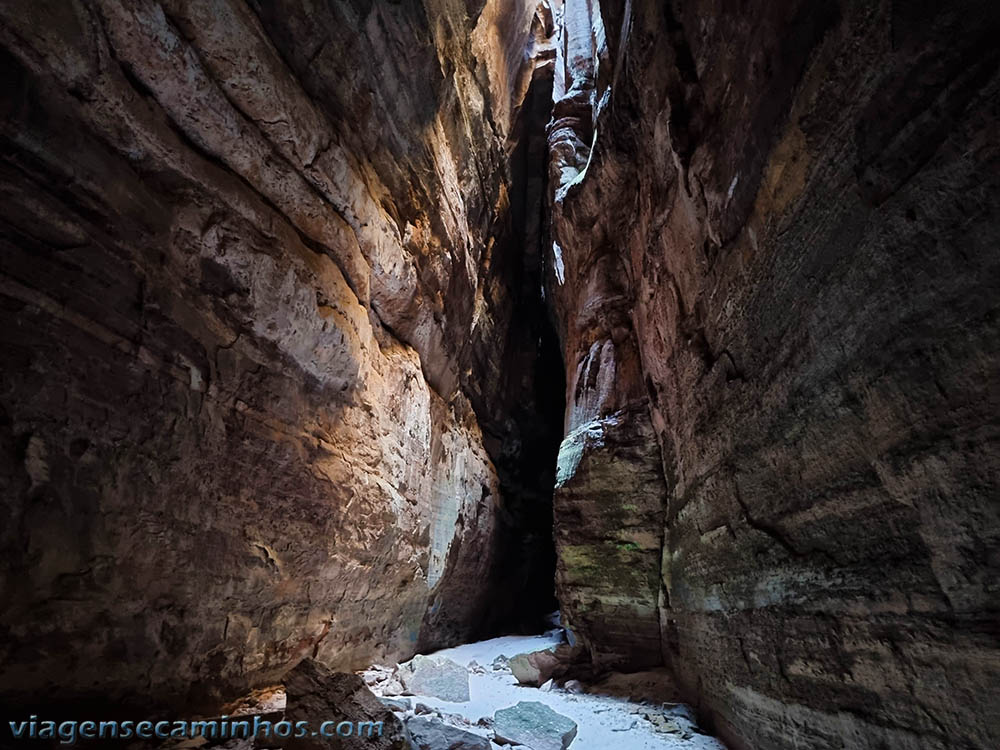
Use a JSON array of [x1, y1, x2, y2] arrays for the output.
[[3, 0, 998, 743], [0, 0, 558, 713], [546, 0, 1000, 748], [545, 0, 668, 672]]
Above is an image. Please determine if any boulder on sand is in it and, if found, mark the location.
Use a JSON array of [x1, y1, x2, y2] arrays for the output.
[[398, 654, 471, 702], [406, 716, 491, 750], [493, 701, 578, 750], [508, 648, 561, 687]]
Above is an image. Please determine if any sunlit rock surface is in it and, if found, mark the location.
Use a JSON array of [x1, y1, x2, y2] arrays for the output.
[[1, 0, 998, 747], [0, 0, 558, 712]]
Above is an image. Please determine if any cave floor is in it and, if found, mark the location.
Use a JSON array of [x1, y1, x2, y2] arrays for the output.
[[375, 633, 726, 750]]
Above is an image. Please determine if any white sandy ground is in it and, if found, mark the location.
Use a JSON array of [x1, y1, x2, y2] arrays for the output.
[[381, 632, 728, 750]]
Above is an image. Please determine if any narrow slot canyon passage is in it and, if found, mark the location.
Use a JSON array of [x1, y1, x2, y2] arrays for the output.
[[1, 1, 999, 750]]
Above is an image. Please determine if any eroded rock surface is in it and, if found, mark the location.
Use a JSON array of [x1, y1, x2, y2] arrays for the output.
[[0, 0, 560, 712], [2, 0, 998, 747], [282, 659, 408, 750], [546, 1, 1000, 749], [554, 406, 666, 669]]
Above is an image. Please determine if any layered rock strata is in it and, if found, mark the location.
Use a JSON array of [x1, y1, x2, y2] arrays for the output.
[[546, 1, 1000, 748], [546, 0, 667, 672], [0, 0, 559, 712]]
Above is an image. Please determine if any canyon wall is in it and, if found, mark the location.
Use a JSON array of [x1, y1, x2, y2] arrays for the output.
[[3, 0, 998, 744], [0, 0, 558, 713], [547, 0, 1000, 748], [546, 0, 667, 671]]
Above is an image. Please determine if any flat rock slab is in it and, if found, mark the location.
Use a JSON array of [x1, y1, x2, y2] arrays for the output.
[[406, 716, 491, 750], [398, 655, 470, 702], [494, 701, 578, 750]]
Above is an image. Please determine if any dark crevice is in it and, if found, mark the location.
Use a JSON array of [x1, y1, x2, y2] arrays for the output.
[[473, 47, 565, 639]]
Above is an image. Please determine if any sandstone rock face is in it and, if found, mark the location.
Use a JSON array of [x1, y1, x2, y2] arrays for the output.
[[543, 0, 669, 673], [3, 0, 998, 746], [554, 407, 665, 669], [546, 1, 1000, 749], [0, 0, 560, 713]]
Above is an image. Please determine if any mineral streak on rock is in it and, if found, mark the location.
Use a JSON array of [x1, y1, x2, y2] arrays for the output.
[[554, 406, 666, 669], [545, 0, 668, 675], [0, 0, 561, 713], [1, 0, 999, 748], [545, 0, 1000, 748]]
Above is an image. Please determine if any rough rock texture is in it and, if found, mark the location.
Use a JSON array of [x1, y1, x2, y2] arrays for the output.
[[405, 716, 492, 750], [4, 0, 999, 746], [546, 0, 667, 672], [508, 647, 561, 686], [379, 697, 411, 713], [282, 659, 408, 750], [546, 1, 1000, 749], [397, 655, 471, 703], [554, 406, 665, 668], [493, 700, 578, 750], [0, 0, 561, 713], [585, 669, 678, 704]]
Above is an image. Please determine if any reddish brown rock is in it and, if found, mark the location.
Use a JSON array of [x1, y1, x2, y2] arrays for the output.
[[553, 406, 665, 669], [545, 0, 666, 674], [546, 1, 1000, 749], [0, 0, 559, 713], [508, 647, 562, 686], [2, 1, 998, 749]]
